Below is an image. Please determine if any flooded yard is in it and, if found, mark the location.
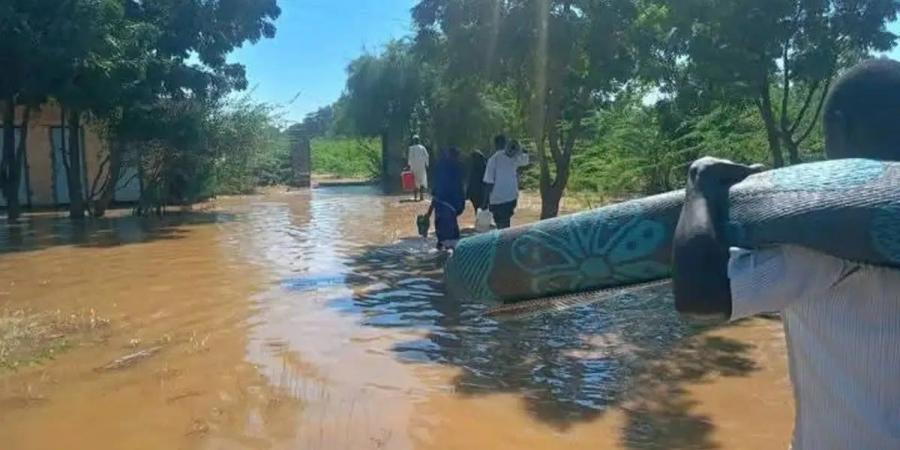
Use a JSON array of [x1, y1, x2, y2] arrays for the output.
[[0, 186, 793, 449]]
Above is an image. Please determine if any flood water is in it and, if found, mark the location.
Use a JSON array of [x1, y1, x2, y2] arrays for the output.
[[0, 186, 793, 449]]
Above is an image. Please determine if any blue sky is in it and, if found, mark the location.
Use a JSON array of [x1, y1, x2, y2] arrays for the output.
[[885, 21, 900, 59], [232, 1, 900, 125], [230, 0, 417, 124]]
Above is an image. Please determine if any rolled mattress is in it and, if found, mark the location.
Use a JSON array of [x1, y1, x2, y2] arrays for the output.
[[445, 159, 900, 304]]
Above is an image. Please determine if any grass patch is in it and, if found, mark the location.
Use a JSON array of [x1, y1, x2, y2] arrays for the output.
[[0, 308, 111, 371], [311, 137, 381, 179]]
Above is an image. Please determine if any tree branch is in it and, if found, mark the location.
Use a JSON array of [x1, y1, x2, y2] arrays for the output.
[[797, 78, 832, 145], [789, 80, 821, 135], [88, 153, 111, 201], [753, 97, 764, 112], [548, 123, 563, 164], [117, 171, 139, 191], [538, 138, 551, 192]]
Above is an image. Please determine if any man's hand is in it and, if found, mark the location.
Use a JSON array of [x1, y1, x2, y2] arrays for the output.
[[672, 157, 764, 319], [688, 157, 765, 193]]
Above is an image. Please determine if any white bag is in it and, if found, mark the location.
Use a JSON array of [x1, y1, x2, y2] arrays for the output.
[[475, 209, 493, 233]]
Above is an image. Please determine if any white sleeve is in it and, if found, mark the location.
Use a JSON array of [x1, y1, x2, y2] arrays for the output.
[[483, 156, 496, 184], [407, 147, 414, 166], [517, 152, 530, 167], [729, 245, 849, 321], [424, 148, 429, 167]]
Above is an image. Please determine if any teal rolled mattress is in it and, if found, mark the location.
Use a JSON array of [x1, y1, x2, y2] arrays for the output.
[[445, 159, 900, 304]]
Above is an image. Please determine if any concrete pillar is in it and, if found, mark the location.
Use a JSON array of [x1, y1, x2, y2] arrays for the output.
[[292, 136, 311, 188]]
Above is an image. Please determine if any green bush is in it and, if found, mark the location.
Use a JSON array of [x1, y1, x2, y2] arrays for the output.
[[311, 138, 381, 179]]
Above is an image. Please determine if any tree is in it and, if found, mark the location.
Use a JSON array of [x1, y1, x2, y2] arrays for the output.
[[414, 0, 643, 218], [0, 0, 68, 221], [294, 106, 336, 139], [655, 0, 899, 167], [86, 0, 281, 216], [0, 0, 280, 219], [340, 41, 425, 192]]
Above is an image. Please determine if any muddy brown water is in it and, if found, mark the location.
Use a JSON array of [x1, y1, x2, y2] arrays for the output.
[[0, 186, 793, 449]]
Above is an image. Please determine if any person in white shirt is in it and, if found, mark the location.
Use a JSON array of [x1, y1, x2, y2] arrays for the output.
[[672, 58, 900, 450], [407, 135, 430, 201], [483, 136, 529, 229]]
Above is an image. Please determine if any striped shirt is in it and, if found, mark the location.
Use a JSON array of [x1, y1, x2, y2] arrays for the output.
[[729, 245, 900, 450]]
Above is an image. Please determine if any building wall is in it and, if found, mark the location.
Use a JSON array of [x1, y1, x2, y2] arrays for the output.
[[3, 102, 110, 207]]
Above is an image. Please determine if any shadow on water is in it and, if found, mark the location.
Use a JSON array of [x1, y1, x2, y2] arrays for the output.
[[333, 236, 760, 449], [0, 211, 235, 254]]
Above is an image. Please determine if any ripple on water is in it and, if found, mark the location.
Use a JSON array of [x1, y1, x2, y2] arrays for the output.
[[0, 186, 787, 450]]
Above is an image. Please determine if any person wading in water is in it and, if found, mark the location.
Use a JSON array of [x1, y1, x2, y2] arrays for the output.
[[483, 135, 529, 229], [424, 147, 465, 250], [467, 150, 487, 214], [407, 135, 430, 202]]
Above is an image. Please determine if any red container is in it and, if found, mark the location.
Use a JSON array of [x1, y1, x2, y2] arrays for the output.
[[401, 170, 416, 192]]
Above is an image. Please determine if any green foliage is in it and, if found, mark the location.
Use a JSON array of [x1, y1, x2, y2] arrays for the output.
[[208, 98, 290, 194], [0, 0, 281, 217], [413, 0, 647, 218], [129, 96, 291, 210], [311, 138, 381, 179], [571, 104, 671, 196], [653, 0, 899, 166], [341, 41, 423, 139], [567, 89, 827, 200]]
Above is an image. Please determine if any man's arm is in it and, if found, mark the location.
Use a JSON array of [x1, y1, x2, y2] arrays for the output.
[[672, 158, 762, 318], [482, 156, 496, 207], [483, 183, 494, 207], [517, 151, 530, 167]]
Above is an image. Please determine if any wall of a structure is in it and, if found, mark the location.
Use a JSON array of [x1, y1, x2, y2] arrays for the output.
[[2, 102, 110, 207]]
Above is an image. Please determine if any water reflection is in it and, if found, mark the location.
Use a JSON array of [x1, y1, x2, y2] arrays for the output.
[[0, 210, 231, 254], [348, 239, 691, 421], [0, 186, 789, 450], [238, 186, 772, 448]]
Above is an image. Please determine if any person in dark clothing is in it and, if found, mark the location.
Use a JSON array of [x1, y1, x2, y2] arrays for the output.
[[467, 150, 488, 213], [429, 147, 466, 250]]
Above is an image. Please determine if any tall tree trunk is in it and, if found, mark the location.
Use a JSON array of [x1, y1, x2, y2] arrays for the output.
[[757, 90, 785, 168], [93, 139, 124, 218], [540, 133, 572, 220], [15, 108, 30, 213], [66, 109, 85, 219], [536, 134, 553, 217], [538, 139, 562, 220], [1, 97, 20, 222], [538, 96, 583, 220], [540, 183, 565, 219], [785, 140, 801, 165], [541, 144, 571, 220]]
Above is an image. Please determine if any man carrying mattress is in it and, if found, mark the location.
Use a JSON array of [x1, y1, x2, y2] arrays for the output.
[[673, 58, 900, 449]]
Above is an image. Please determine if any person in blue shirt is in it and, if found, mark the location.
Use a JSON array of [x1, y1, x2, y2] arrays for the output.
[[427, 147, 466, 250]]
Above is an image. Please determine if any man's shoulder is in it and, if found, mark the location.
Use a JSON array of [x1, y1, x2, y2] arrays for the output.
[[730, 244, 900, 293]]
